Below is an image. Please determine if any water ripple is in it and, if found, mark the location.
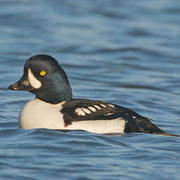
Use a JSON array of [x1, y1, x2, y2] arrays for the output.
[[1, 0, 180, 179]]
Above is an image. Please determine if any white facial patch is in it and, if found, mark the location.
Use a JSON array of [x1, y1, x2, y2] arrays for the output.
[[28, 68, 42, 89]]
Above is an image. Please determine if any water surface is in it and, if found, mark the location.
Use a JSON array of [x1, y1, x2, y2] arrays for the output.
[[1, 0, 180, 179]]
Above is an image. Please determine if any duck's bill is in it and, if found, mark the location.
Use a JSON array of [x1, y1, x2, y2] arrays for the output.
[[8, 75, 34, 91]]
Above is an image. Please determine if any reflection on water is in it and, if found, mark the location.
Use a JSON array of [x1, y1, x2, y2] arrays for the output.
[[1, 0, 180, 179]]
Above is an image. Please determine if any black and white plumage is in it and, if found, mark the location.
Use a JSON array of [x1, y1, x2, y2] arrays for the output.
[[61, 99, 164, 134], [8, 54, 179, 136]]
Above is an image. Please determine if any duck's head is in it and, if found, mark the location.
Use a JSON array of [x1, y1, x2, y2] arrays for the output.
[[8, 54, 73, 104]]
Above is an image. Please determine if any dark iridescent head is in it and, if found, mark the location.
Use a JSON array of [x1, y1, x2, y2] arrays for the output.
[[8, 54, 73, 104]]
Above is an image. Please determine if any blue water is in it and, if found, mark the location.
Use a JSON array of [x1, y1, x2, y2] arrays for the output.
[[1, 0, 180, 179]]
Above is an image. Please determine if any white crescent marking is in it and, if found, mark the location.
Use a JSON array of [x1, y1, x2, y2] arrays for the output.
[[28, 68, 41, 89]]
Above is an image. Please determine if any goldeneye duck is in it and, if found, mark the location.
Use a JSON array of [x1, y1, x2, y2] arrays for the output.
[[8, 54, 179, 136]]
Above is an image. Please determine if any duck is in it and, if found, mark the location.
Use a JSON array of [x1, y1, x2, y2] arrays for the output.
[[8, 54, 179, 136]]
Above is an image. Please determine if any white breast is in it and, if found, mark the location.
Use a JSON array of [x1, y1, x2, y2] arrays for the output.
[[19, 99, 65, 129]]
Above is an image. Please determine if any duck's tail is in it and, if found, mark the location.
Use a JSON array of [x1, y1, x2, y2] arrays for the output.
[[158, 132, 180, 137], [125, 116, 180, 137]]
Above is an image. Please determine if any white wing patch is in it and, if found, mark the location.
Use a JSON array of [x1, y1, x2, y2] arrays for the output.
[[104, 113, 113, 116], [28, 68, 41, 89], [75, 103, 115, 117], [100, 104, 106, 108], [93, 105, 101, 110], [88, 106, 96, 112], [75, 108, 86, 116], [81, 108, 91, 114], [108, 104, 115, 108]]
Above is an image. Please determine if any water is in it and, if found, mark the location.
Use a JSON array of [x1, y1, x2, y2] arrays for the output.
[[1, 0, 180, 179]]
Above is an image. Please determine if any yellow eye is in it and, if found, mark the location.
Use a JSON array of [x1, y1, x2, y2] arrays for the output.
[[40, 71, 46, 76]]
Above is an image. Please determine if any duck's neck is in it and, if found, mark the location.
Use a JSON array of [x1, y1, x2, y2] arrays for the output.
[[36, 90, 72, 104], [32, 74, 73, 104]]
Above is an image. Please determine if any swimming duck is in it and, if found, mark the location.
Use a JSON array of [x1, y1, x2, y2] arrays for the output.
[[8, 54, 178, 136]]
